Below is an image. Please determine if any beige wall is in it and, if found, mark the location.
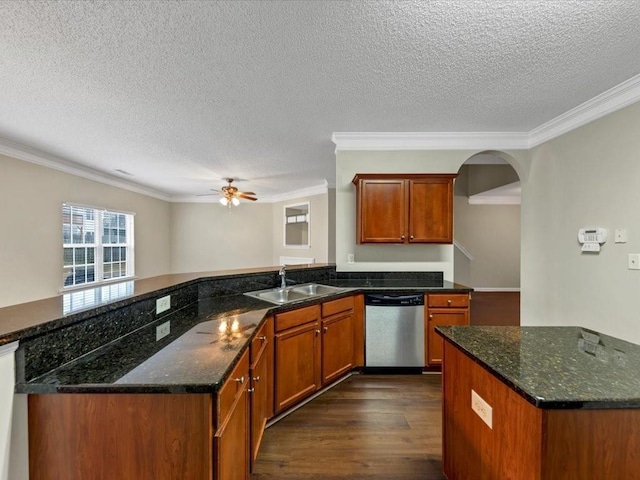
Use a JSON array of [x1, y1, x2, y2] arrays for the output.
[[335, 149, 527, 280], [454, 197, 520, 288], [0, 154, 171, 308], [170, 202, 273, 273], [522, 101, 640, 343], [271, 193, 329, 265]]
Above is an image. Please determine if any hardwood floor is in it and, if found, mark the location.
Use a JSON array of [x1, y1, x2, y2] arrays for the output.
[[251, 374, 446, 479]]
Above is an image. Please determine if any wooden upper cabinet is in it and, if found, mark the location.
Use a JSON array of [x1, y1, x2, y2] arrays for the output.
[[356, 178, 406, 243], [408, 177, 454, 243], [352, 173, 457, 244]]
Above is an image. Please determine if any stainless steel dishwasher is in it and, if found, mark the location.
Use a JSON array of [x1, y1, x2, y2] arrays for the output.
[[365, 293, 424, 368]]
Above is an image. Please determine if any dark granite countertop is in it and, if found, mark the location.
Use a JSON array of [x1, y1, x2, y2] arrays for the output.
[[436, 326, 640, 409], [16, 295, 274, 394], [11, 266, 472, 395], [322, 278, 471, 292]]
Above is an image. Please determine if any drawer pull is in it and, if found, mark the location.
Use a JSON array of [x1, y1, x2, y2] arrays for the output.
[[234, 376, 245, 384], [447, 299, 452, 305], [253, 376, 260, 382], [429, 314, 433, 319]]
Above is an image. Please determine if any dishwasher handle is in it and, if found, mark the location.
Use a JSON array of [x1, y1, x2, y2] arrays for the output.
[[365, 294, 424, 306]]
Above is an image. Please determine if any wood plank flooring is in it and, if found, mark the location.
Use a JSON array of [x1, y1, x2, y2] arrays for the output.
[[251, 374, 446, 479]]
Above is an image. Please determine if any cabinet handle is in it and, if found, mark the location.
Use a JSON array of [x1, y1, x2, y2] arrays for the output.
[[323, 326, 328, 333], [258, 335, 267, 342], [253, 376, 260, 382], [410, 235, 414, 240], [248, 388, 255, 393], [234, 376, 245, 384], [315, 329, 320, 336], [401, 235, 405, 240], [429, 314, 433, 319], [447, 299, 452, 305]]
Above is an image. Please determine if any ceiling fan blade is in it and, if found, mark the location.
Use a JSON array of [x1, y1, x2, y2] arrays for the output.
[[196, 193, 218, 197], [238, 193, 258, 201], [238, 191, 256, 196]]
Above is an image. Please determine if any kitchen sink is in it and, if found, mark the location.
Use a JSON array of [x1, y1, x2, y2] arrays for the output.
[[244, 283, 345, 305]]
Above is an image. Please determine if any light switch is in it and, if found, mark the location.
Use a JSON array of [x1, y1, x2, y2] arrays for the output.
[[615, 228, 628, 243], [629, 254, 640, 270]]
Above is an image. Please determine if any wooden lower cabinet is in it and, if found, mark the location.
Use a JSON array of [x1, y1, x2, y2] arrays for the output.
[[274, 321, 321, 413], [425, 293, 470, 366], [321, 300, 355, 385], [249, 316, 274, 467]]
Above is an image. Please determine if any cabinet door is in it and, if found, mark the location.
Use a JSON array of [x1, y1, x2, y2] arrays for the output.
[[357, 179, 406, 243], [250, 317, 273, 467], [426, 309, 469, 366], [274, 322, 321, 413], [250, 346, 269, 467], [321, 313, 354, 385], [215, 350, 250, 480], [409, 177, 454, 243]]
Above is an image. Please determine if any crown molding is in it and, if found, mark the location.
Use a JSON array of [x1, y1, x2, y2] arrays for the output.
[[332, 131, 529, 151], [260, 181, 329, 203], [528, 73, 640, 147], [0, 137, 171, 201]]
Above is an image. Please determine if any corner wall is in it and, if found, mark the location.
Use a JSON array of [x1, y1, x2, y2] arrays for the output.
[[0, 154, 172, 308], [522, 101, 640, 343]]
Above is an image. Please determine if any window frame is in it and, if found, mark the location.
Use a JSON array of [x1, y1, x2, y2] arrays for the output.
[[62, 203, 135, 291]]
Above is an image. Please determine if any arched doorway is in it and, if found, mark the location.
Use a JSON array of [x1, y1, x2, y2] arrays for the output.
[[454, 150, 522, 326]]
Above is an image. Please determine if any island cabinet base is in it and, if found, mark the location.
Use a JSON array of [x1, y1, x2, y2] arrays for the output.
[[442, 341, 640, 480], [28, 394, 213, 480]]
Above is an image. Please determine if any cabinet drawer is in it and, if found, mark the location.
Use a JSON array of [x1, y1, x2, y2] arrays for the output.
[[428, 294, 469, 308], [218, 349, 250, 424], [275, 305, 320, 332], [251, 317, 271, 363], [321, 296, 354, 318]]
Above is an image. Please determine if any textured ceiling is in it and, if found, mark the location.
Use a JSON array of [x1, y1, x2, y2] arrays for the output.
[[1, 0, 640, 199]]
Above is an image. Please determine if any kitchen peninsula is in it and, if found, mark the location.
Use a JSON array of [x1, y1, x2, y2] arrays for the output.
[[2, 264, 471, 480], [437, 326, 640, 480]]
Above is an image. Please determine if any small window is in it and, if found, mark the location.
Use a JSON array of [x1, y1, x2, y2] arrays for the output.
[[62, 204, 134, 289], [284, 202, 310, 248]]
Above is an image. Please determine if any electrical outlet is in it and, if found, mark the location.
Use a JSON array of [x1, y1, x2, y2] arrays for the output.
[[156, 295, 171, 314], [629, 254, 640, 270], [347, 253, 355, 264], [471, 390, 493, 429], [156, 320, 170, 341]]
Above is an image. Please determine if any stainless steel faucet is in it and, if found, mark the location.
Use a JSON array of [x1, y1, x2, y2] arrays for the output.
[[279, 265, 287, 288]]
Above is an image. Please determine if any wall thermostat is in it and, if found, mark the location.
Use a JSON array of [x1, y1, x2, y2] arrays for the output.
[[578, 228, 608, 244]]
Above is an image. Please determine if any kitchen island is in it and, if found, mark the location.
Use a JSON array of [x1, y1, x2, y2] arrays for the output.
[[436, 326, 640, 480]]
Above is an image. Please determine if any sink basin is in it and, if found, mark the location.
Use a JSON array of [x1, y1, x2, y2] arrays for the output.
[[290, 284, 339, 296], [244, 283, 344, 305]]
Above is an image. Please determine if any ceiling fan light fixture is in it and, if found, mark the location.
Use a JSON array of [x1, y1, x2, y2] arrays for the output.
[[231, 197, 240, 206], [219, 197, 229, 206]]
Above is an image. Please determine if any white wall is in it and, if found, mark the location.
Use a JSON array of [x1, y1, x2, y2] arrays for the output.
[[522, 101, 640, 343], [170, 202, 273, 273], [335, 149, 527, 280], [271, 193, 330, 265], [0, 154, 172, 308]]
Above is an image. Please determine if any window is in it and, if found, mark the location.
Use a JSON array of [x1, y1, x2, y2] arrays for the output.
[[62, 204, 134, 288], [284, 202, 310, 248]]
